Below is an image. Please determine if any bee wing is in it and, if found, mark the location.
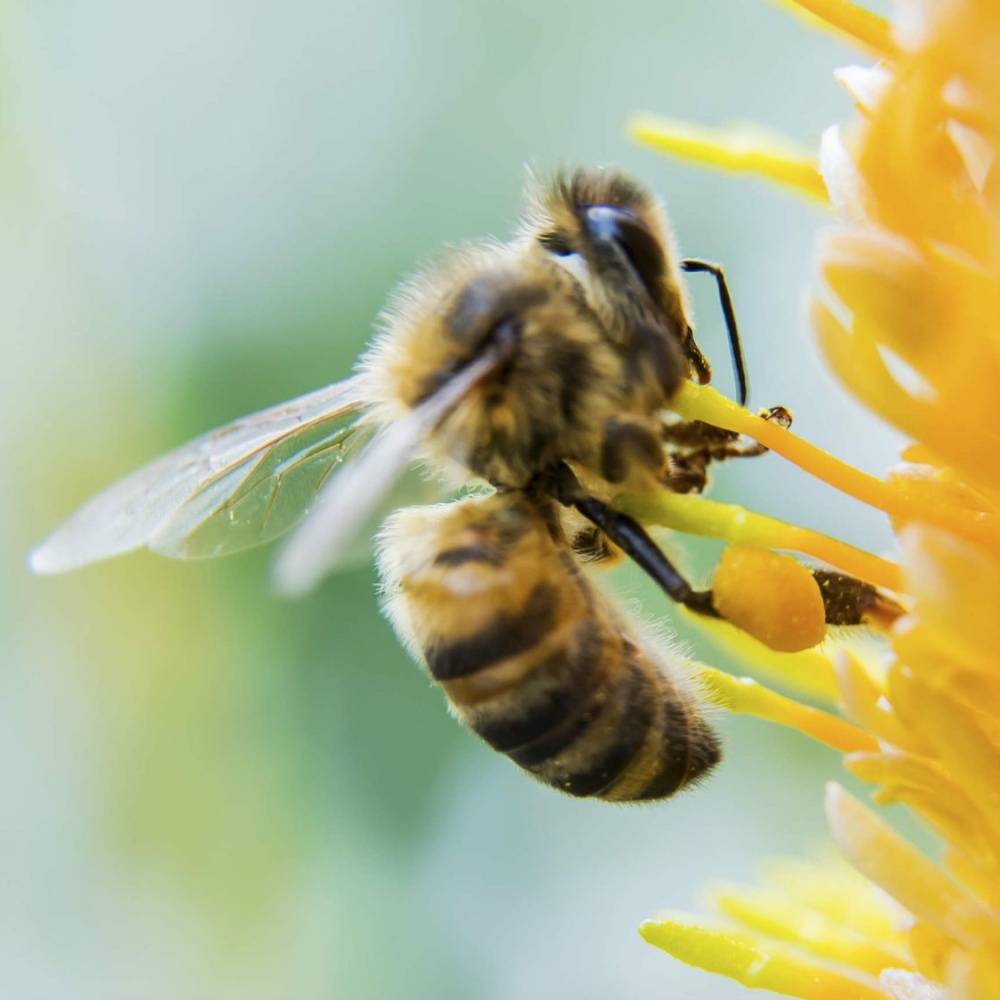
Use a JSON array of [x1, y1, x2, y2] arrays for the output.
[[272, 347, 505, 596], [29, 375, 373, 573]]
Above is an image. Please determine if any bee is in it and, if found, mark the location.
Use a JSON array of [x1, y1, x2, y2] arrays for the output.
[[29, 166, 851, 802], [30, 168, 752, 591]]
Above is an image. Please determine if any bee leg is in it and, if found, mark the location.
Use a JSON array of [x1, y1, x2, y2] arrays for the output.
[[813, 570, 905, 628], [662, 406, 792, 494], [681, 258, 747, 406], [541, 462, 718, 617]]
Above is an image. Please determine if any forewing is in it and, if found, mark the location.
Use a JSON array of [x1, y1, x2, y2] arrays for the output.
[[273, 347, 506, 595], [149, 416, 377, 560], [29, 375, 373, 573]]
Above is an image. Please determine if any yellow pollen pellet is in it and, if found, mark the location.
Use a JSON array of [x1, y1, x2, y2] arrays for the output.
[[713, 546, 826, 653]]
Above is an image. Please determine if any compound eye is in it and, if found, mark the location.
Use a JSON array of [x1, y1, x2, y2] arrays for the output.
[[582, 205, 665, 301]]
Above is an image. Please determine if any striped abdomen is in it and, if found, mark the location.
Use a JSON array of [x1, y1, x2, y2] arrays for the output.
[[377, 492, 720, 802]]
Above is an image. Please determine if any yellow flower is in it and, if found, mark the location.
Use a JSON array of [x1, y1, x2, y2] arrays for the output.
[[630, 0, 1000, 997]]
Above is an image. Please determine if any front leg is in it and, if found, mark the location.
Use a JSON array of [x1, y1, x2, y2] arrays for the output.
[[662, 405, 792, 494]]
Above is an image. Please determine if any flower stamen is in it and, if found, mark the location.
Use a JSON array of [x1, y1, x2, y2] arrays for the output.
[[672, 381, 1000, 553], [768, 0, 896, 58], [618, 485, 904, 592], [627, 115, 827, 201]]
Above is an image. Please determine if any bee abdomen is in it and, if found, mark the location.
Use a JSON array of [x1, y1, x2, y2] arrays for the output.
[[466, 618, 604, 752], [378, 493, 721, 804], [507, 651, 656, 798], [614, 683, 722, 801], [453, 620, 721, 802]]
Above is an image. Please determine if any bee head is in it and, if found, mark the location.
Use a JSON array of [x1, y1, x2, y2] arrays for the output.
[[524, 167, 710, 386]]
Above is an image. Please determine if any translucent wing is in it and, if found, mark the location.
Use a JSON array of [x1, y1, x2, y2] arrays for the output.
[[29, 375, 373, 573], [273, 346, 510, 595]]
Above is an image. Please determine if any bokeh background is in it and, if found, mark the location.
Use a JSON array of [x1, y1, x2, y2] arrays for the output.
[[6, 1, 903, 997]]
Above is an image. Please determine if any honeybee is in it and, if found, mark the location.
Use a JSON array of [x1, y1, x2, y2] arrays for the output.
[[29, 167, 831, 801]]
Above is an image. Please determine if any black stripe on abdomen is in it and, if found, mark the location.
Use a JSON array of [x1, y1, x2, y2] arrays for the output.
[[632, 696, 722, 800], [513, 656, 655, 798], [424, 581, 558, 681], [433, 544, 505, 567], [471, 619, 603, 752]]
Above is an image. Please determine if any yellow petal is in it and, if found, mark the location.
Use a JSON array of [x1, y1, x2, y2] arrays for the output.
[[845, 751, 998, 878], [834, 64, 894, 114], [886, 464, 1000, 518], [834, 649, 926, 753], [943, 847, 999, 914], [948, 947, 1000, 1000], [825, 784, 998, 950], [879, 969, 948, 1000], [858, 83, 992, 257], [887, 665, 1000, 849], [764, 857, 908, 942], [907, 921, 956, 983], [899, 525, 1000, 681], [639, 915, 890, 999], [819, 125, 875, 223], [712, 885, 911, 975], [890, 630, 1000, 717], [811, 297, 1000, 499], [946, 120, 994, 195], [811, 295, 936, 448], [820, 229, 952, 382], [818, 230, 1000, 475]]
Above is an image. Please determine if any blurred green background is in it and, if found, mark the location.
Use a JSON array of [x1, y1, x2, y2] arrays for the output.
[[7, 1, 902, 997]]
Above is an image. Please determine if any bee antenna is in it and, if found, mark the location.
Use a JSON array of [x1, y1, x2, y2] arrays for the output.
[[681, 259, 749, 407]]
